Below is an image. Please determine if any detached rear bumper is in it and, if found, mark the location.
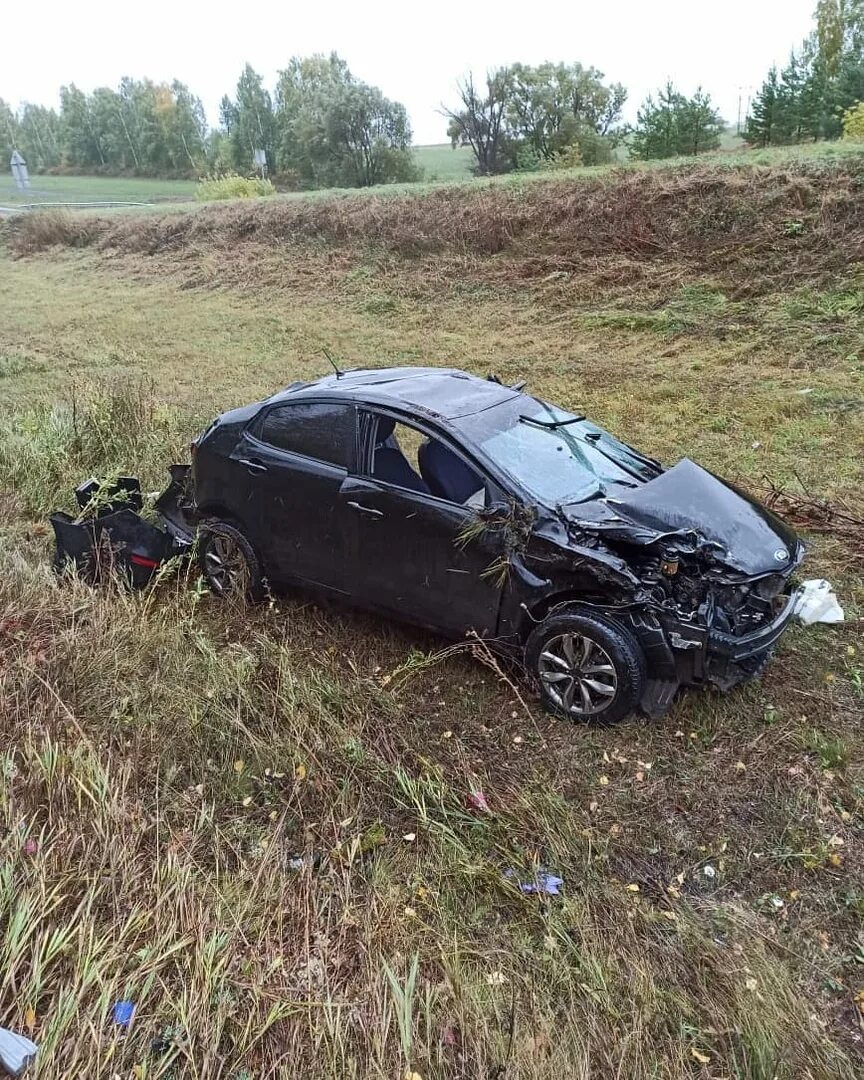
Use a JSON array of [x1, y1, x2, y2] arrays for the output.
[[50, 468, 195, 588]]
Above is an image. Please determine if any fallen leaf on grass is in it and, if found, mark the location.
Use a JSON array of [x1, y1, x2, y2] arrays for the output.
[[745, 977, 758, 991], [233, 759, 245, 774], [598, 775, 609, 786], [295, 763, 307, 781], [24, 1006, 36, 1031], [404, 1071, 424, 1080], [466, 790, 490, 813], [486, 971, 508, 986], [625, 883, 640, 892], [691, 1047, 711, 1064], [403, 833, 416, 842]]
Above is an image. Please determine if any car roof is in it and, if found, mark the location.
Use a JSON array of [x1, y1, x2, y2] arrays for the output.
[[266, 367, 523, 421]]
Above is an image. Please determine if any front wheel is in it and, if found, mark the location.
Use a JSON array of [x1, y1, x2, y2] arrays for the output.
[[525, 606, 646, 724], [198, 520, 262, 600]]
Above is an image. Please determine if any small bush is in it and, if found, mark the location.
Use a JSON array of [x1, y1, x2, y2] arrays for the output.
[[842, 101, 864, 141], [195, 173, 276, 202], [541, 144, 584, 171]]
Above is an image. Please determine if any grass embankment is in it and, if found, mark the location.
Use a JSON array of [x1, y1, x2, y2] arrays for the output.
[[0, 155, 863, 1078]]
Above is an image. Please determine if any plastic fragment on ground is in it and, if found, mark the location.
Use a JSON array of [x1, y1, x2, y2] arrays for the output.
[[113, 1001, 135, 1027], [792, 579, 845, 625], [504, 869, 563, 895], [0, 1028, 38, 1076]]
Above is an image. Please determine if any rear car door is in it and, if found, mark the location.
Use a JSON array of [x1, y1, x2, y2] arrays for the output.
[[339, 410, 507, 636], [228, 400, 356, 592]]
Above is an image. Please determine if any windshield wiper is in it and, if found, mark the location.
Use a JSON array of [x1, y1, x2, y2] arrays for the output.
[[519, 413, 586, 429]]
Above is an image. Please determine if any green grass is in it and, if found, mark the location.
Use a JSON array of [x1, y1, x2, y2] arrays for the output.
[[0, 173, 198, 208], [1, 168, 863, 1076], [414, 143, 475, 181]]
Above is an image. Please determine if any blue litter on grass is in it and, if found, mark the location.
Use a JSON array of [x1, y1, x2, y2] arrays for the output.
[[113, 1001, 135, 1026], [504, 869, 563, 895]]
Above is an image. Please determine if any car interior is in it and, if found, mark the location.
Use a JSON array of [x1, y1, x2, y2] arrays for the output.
[[371, 417, 485, 506]]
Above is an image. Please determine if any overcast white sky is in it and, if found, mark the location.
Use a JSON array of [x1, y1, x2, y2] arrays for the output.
[[2, 0, 817, 143]]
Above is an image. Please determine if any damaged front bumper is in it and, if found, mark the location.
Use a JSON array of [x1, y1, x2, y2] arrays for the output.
[[630, 585, 800, 717], [50, 468, 195, 588]]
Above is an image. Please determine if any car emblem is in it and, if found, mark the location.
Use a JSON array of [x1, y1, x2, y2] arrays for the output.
[[773, 548, 788, 562]]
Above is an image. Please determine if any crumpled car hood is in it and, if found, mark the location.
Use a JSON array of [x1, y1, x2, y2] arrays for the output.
[[562, 458, 800, 577]]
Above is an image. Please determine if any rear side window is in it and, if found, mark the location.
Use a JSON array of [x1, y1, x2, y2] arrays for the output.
[[257, 402, 354, 467]]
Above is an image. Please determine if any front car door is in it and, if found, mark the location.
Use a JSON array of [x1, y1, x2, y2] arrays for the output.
[[228, 399, 356, 592], [339, 409, 508, 637]]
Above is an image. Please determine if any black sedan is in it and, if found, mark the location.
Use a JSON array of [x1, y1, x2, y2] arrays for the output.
[[173, 366, 802, 723], [51, 366, 804, 722]]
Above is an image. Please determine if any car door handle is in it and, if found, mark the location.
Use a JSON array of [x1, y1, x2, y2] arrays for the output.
[[347, 501, 383, 518], [238, 458, 268, 474]]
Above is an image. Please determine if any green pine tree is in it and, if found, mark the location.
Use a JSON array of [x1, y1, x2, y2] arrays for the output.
[[745, 68, 781, 146]]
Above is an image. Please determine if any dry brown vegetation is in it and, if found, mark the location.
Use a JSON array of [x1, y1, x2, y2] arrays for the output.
[[7, 160, 864, 290], [1, 154, 863, 1078]]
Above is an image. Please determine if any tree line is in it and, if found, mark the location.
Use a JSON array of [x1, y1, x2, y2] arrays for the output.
[[443, 65, 727, 174], [0, 57, 417, 188], [0, 57, 734, 187], [745, 0, 864, 145], [1, 6, 862, 191]]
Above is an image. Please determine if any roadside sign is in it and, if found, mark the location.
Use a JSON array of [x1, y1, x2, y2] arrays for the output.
[[10, 150, 29, 190]]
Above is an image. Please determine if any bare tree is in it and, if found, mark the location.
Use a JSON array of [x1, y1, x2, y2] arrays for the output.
[[442, 70, 513, 175]]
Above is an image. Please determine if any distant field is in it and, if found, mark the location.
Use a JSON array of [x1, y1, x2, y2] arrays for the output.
[[0, 173, 198, 207], [414, 142, 475, 180]]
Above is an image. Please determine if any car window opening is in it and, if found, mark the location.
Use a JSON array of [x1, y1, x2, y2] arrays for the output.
[[371, 417, 485, 508]]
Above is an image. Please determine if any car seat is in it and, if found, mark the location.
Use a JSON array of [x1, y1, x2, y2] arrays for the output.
[[373, 417, 430, 494], [418, 439, 482, 504]]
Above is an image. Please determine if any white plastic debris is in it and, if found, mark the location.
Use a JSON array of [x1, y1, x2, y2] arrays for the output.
[[0, 1028, 38, 1076], [792, 579, 845, 625]]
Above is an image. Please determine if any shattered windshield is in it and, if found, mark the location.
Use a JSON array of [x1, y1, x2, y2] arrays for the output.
[[461, 398, 659, 505]]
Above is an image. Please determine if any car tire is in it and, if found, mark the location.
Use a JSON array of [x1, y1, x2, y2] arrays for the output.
[[525, 605, 646, 724], [198, 520, 263, 600]]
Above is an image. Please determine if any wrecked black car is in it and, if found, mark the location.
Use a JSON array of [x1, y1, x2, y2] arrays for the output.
[[52, 367, 804, 722]]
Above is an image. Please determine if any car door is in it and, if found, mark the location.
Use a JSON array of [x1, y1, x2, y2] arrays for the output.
[[228, 400, 356, 592], [338, 410, 507, 636]]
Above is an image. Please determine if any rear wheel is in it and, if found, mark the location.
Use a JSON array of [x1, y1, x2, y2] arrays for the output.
[[525, 606, 645, 724], [199, 521, 262, 600]]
